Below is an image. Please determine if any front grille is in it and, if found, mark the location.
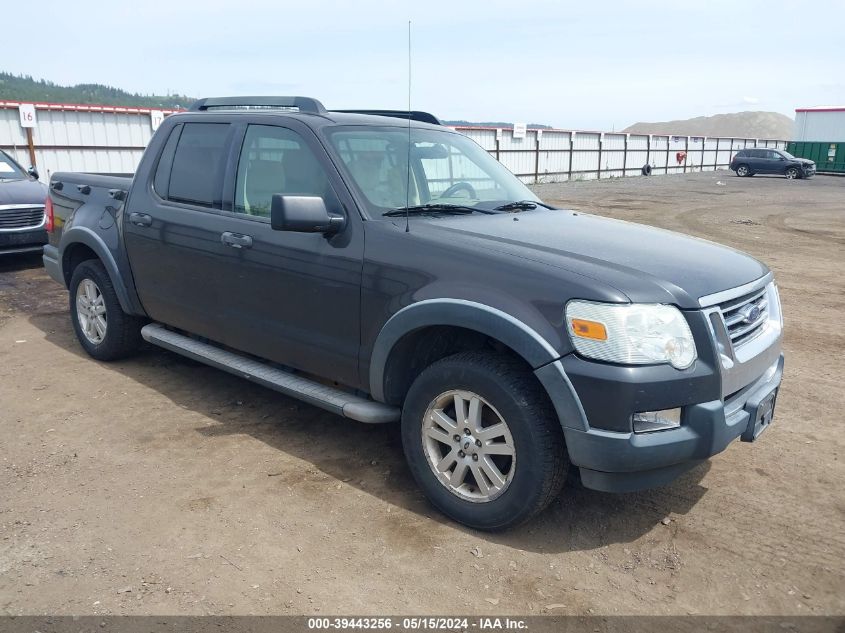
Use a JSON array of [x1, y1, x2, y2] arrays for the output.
[[0, 206, 45, 230], [718, 287, 768, 348]]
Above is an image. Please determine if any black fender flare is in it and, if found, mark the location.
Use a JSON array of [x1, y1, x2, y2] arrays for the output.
[[59, 226, 143, 315], [368, 299, 589, 431]]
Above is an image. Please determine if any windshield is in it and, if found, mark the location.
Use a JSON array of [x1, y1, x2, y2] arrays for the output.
[[780, 150, 796, 159], [0, 151, 27, 181], [325, 126, 539, 216]]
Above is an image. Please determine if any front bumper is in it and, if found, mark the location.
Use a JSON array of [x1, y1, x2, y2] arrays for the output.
[[562, 354, 783, 492], [532, 275, 785, 493], [0, 228, 48, 255]]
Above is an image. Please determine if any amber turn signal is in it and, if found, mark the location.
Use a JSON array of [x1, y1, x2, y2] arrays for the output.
[[570, 318, 608, 340]]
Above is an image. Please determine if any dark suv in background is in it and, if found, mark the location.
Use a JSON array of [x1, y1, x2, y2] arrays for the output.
[[0, 150, 48, 255], [730, 148, 815, 179]]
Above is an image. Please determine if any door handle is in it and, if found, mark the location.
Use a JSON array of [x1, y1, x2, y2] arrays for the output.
[[129, 212, 152, 227], [221, 231, 253, 249]]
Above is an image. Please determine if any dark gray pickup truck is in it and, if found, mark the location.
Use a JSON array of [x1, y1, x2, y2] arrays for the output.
[[43, 96, 784, 529]]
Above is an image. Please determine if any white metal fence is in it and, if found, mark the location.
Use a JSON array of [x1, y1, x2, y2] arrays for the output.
[[453, 126, 788, 183], [1, 101, 787, 184]]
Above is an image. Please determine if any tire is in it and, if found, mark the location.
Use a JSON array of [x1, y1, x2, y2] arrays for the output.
[[641, 164, 652, 176], [69, 259, 144, 361], [735, 164, 751, 177], [785, 167, 800, 179], [401, 351, 567, 530]]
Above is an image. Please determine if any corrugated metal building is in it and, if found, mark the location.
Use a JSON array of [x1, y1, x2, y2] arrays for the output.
[[794, 106, 845, 141], [0, 101, 177, 179]]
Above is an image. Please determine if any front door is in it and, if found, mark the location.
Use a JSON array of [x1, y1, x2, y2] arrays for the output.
[[210, 122, 364, 387]]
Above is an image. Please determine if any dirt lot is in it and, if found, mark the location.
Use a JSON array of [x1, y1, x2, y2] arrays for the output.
[[1, 171, 843, 616]]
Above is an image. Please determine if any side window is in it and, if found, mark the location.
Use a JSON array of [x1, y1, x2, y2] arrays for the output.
[[234, 125, 332, 217], [768, 151, 782, 160], [167, 123, 230, 208]]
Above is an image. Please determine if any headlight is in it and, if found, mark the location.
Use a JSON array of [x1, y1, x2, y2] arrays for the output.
[[565, 301, 697, 369]]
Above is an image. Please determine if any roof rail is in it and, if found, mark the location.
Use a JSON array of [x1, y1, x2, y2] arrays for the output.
[[189, 96, 327, 114], [332, 109, 441, 125]]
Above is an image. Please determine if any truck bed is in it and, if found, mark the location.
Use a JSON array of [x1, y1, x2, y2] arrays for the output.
[[48, 172, 133, 245]]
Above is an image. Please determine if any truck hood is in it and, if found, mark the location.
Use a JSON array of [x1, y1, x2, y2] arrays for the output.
[[0, 178, 48, 206], [421, 209, 769, 308]]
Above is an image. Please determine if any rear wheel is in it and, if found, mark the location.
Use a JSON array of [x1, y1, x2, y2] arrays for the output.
[[69, 260, 144, 361], [735, 164, 751, 177], [401, 351, 567, 530], [785, 167, 800, 179]]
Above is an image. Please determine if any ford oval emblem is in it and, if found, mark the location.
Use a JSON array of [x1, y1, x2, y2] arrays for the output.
[[739, 304, 761, 324]]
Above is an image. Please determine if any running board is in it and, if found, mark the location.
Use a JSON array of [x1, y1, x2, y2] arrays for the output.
[[141, 323, 399, 424]]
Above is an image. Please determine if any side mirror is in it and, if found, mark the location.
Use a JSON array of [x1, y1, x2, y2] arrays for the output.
[[270, 195, 345, 234], [27, 166, 39, 180]]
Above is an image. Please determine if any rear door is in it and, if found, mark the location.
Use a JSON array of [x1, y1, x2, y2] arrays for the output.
[[124, 119, 237, 338], [757, 149, 779, 173]]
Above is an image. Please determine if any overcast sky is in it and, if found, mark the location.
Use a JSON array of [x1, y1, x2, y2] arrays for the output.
[[6, 0, 844, 129]]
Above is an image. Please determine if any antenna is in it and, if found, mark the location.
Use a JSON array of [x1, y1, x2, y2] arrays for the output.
[[404, 20, 412, 233]]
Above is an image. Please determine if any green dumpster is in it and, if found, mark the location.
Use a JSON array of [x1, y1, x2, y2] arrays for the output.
[[787, 141, 845, 174]]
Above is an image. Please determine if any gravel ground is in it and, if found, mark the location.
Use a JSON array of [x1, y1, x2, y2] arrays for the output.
[[0, 171, 843, 616]]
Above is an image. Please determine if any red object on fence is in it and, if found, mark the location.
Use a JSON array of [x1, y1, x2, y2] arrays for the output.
[[676, 151, 687, 165]]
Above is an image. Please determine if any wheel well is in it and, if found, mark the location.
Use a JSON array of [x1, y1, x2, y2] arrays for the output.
[[381, 325, 535, 406], [62, 243, 99, 287]]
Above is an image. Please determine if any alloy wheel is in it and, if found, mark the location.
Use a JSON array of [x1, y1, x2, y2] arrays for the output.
[[76, 278, 107, 345], [421, 390, 516, 503]]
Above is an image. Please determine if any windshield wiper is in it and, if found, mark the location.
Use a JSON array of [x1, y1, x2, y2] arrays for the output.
[[494, 200, 538, 211], [383, 203, 494, 217]]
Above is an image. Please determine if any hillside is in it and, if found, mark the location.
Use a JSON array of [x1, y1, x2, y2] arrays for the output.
[[0, 72, 194, 109], [623, 111, 793, 140]]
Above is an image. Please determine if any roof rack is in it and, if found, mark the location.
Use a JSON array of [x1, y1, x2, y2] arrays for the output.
[[332, 109, 441, 125], [189, 96, 327, 114]]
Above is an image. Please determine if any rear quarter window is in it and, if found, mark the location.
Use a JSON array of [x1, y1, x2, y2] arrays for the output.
[[152, 124, 183, 198]]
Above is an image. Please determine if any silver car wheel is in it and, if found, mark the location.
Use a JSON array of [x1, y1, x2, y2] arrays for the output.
[[76, 278, 107, 345], [421, 389, 516, 503], [785, 168, 798, 179], [737, 165, 749, 176]]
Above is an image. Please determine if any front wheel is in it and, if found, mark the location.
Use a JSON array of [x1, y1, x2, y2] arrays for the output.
[[69, 259, 144, 361], [785, 167, 800, 179], [401, 351, 567, 530]]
